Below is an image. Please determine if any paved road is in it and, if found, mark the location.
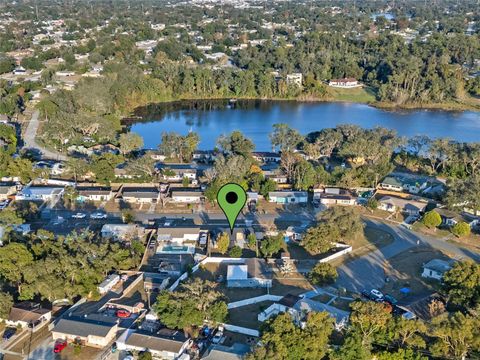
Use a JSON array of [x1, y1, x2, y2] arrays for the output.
[[335, 219, 480, 292], [23, 110, 67, 161]]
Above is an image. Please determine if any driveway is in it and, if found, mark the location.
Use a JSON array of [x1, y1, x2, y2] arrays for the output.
[[23, 110, 67, 160], [335, 219, 480, 292]]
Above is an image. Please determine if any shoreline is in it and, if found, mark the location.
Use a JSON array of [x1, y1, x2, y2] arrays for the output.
[[128, 95, 480, 118]]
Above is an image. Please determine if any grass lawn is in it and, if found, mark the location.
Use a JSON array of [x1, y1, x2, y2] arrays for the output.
[[311, 293, 333, 303], [382, 247, 447, 301], [328, 86, 377, 103], [228, 301, 274, 329]]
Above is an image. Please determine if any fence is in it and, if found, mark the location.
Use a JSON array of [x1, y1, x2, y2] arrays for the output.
[[227, 295, 282, 309], [319, 244, 352, 263], [223, 324, 259, 337]]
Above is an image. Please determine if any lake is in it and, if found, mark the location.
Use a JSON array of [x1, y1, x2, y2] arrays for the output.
[[129, 100, 480, 151]]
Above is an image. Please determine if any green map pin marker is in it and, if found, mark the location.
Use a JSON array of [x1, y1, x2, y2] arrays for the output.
[[217, 183, 247, 233]]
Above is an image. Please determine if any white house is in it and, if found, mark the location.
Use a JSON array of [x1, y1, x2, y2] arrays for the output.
[[252, 152, 281, 163], [116, 328, 191, 360], [317, 188, 357, 206], [268, 191, 308, 204], [422, 259, 455, 281], [77, 187, 114, 202], [171, 191, 203, 203], [16, 186, 64, 202], [97, 274, 120, 294], [328, 78, 359, 88], [378, 196, 427, 216], [157, 227, 201, 244], [101, 224, 143, 242], [226, 258, 272, 288], [286, 73, 303, 87]]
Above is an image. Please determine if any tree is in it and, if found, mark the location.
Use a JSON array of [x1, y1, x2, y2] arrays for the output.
[[421, 210, 442, 229], [259, 179, 276, 198], [269, 123, 302, 151], [248, 312, 334, 360], [443, 261, 480, 308], [154, 278, 227, 332], [349, 300, 392, 346], [367, 198, 378, 210], [0, 243, 33, 288], [217, 131, 254, 157], [118, 132, 143, 156], [138, 351, 153, 360], [0, 292, 13, 319], [387, 317, 427, 350], [216, 232, 230, 254], [90, 154, 123, 185], [429, 312, 480, 360], [302, 223, 337, 254], [121, 210, 135, 224], [451, 221, 471, 238], [308, 263, 338, 285], [65, 158, 89, 182], [260, 234, 284, 258], [228, 246, 242, 258], [247, 233, 257, 251]]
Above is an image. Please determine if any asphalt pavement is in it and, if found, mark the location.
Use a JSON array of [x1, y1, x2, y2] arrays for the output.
[[335, 219, 480, 293]]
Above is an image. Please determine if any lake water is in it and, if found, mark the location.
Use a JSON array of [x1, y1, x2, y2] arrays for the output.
[[129, 100, 480, 151]]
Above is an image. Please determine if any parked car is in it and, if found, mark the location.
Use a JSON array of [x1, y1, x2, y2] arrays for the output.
[[0, 199, 11, 209], [116, 309, 131, 318], [2, 328, 16, 341], [199, 232, 208, 246], [52, 216, 64, 225], [90, 212, 107, 219], [212, 326, 224, 344], [53, 340, 67, 353], [111, 342, 117, 353], [384, 294, 398, 305], [71, 212, 86, 219], [370, 289, 384, 301]]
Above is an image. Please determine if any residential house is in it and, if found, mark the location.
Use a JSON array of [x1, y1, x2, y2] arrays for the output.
[[202, 343, 251, 360], [0, 183, 17, 201], [143, 273, 170, 292], [52, 315, 118, 348], [101, 224, 144, 242], [317, 188, 357, 206], [268, 191, 308, 204], [227, 258, 272, 288], [171, 190, 203, 203], [328, 78, 359, 87], [116, 328, 191, 360], [157, 227, 201, 244], [76, 186, 114, 202], [97, 274, 120, 294], [122, 187, 160, 204], [422, 259, 455, 281], [6, 302, 51, 331], [261, 163, 288, 184], [252, 152, 281, 163], [379, 176, 403, 192], [158, 164, 197, 182], [192, 150, 216, 163], [377, 196, 427, 216], [286, 73, 303, 87], [258, 294, 349, 330], [16, 185, 64, 202]]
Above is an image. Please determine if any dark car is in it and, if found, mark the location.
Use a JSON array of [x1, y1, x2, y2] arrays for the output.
[[361, 290, 373, 300], [2, 328, 16, 341], [384, 294, 398, 305]]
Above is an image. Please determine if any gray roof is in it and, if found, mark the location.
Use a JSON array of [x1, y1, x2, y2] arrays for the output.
[[293, 299, 349, 324], [202, 343, 250, 360], [125, 329, 188, 353], [423, 259, 455, 274], [53, 316, 117, 337], [171, 191, 203, 197]]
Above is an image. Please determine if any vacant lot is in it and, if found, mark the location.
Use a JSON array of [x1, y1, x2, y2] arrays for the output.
[[228, 301, 274, 329], [382, 247, 448, 301], [194, 262, 312, 303]]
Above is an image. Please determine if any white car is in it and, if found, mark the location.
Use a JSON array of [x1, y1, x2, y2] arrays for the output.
[[212, 328, 224, 344], [370, 289, 384, 301], [71, 213, 86, 219], [90, 212, 107, 219], [53, 216, 64, 225]]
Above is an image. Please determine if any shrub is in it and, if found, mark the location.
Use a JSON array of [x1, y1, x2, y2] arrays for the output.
[[451, 221, 471, 238], [421, 210, 442, 229]]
